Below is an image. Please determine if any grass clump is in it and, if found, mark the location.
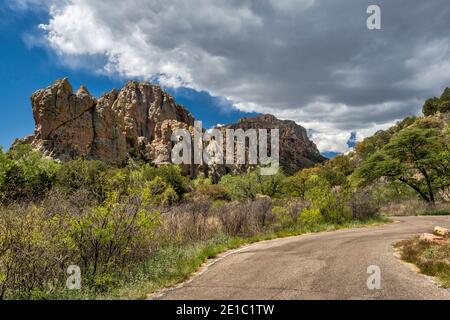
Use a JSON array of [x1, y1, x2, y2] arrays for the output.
[[396, 237, 450, 288]]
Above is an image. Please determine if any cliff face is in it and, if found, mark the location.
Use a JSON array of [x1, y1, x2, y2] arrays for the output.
[[24, 78, 325, 176], [27, 78, 194, 165], [221, 114, 326, 175]]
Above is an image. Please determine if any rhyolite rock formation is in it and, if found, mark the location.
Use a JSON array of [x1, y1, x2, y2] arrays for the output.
[[20, 78, 325, 176], [23, 78, 194, 166], [221, 115, 326, 175]]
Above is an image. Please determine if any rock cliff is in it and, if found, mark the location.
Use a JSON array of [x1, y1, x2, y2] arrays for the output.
[[26, 78, 194, 165], [221, 114, 326, 175], [22, 78, 325, 175]]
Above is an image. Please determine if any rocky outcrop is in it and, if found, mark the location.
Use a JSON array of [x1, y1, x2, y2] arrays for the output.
[[24, 78, 325, 176], [27, 78, 194, 165], [420, 233, 446, 245], [221, 114, 326, 175]]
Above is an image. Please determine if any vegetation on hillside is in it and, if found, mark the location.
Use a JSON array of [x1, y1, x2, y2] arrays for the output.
[[0, 144, 383, 299], [1, 87, 450, 299]]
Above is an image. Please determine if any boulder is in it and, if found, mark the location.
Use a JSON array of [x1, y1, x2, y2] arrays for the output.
[[434, 226, 449, 237], [419, 233, 445, 244]]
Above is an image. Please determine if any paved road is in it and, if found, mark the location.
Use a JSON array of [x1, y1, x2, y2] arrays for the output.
[[153, 216, 450, 300]]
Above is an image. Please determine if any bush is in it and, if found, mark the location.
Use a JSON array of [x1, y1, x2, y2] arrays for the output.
[[284, 169, 319, 199], [0, 205, 70, 299], [141, 164, 189, 197], [272, 206, 291, 228], [300, 208, 323, 226], [67, 192, 160, 290], [56, 159, 110, 202], [219, 170, 286, 201], [348, 188, 380, 220], [195, 184, 229, 201], [141, 177, 179, 207], [304, 175, 352, 224], [0, 145, 59, 204], [0, 189, 162, 298]]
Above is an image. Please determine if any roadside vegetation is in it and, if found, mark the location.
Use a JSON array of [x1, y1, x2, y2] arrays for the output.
[[0, 87, 449, 299], [396, 237, 450, 288], [0, 144, 386, 299]]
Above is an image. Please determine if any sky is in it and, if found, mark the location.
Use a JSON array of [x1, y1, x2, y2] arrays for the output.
[[1, 0, 450, 156]]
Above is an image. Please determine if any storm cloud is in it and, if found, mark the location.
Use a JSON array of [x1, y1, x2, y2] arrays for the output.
[[19, 0, 450, 152]]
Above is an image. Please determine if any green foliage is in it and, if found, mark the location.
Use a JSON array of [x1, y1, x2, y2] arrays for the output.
[[141, 164, 189, 197], [354, 116, 418, 161], [299, 208, 323, 226], [219, 169, 287, 201], [56, 159, 110, 201], [272, 206, 291, 228], [371, 181, 416, 206], [0, 145, 60, 204], [304, 175, 352, 224], [423, 87, 450, 116], [67, 192, 160, 290], [141, 177, 179, 207], [419, 209, 450, 216], [357, 127, 450, 204], [283, 167, 319, 199], [0, 205, 70, 299], [194, 183, 229, 201]]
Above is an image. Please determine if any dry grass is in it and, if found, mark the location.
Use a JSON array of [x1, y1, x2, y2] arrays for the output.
[[396, 237, 450, 288], [381, 199, 450, 216]]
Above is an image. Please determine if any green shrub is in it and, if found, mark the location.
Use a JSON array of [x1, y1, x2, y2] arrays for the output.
[[272, 206, 291, 228], [304, 175, 352, 224], [67, 192, 161, 290], [0, 205, 70, 299], [219, 170, 286, 201], [300, 208, 323, 226], [195, 184, 229, 201], [141, 177, 179, 207], [56, 159, 110, 201], [0, 145, 59, 204], [141, 164, 189, 197]]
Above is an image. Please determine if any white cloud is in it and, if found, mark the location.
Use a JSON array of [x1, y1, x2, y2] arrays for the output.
[[20, 0, 450, 153]]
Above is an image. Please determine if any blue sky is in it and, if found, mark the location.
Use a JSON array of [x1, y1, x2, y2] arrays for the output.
[[0, 5, 259, 150]]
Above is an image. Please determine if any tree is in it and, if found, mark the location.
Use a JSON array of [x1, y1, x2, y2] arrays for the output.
[[357, 127, 449, 205], [303, 175, 351, 224], [141, 164, 189, 197], [0, 145, 59, 203], [219, 169, 287, 201], [422, 88, 450, 116]]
